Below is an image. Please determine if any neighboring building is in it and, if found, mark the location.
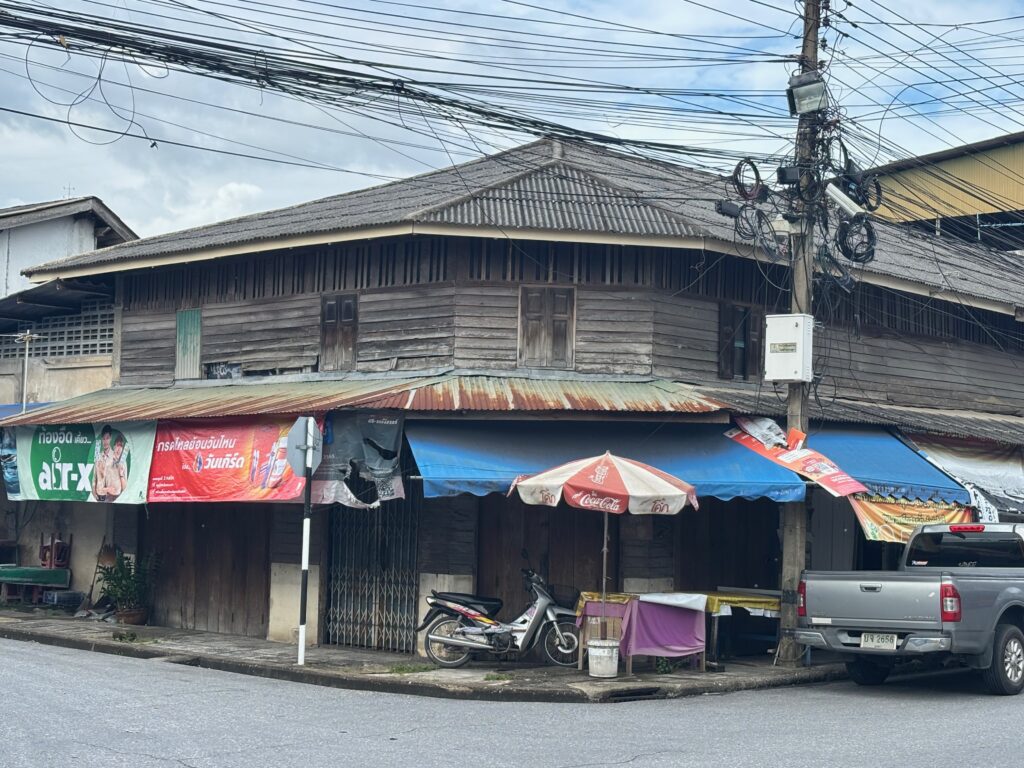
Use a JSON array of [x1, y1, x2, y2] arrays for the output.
[[0, 196, 134, 407], [0, 198, 134, 579], [5, 140, 1023, 654], [870, 131, 1024, 250], [0, 197, 136, 297]]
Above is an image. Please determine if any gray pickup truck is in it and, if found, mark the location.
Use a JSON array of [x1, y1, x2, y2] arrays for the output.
[[795, 523, 1024, 695]]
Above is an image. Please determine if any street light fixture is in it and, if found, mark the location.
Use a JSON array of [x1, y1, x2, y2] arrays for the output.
[[786, 71, 828, 116]]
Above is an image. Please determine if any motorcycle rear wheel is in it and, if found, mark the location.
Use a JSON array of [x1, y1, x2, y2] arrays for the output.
[[424, 617, 473, 668], [542, 619, 580, 667]]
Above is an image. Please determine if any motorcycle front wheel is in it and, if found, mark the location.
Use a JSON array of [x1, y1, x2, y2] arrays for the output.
[[424, 617, 473, 668], [542, 619, 580, 667]]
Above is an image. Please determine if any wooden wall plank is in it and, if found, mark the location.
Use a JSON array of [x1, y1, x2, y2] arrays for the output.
[[820, 328, 1024, 411], [120, 309, 176, 385], [651, 292, 720, 381], [454, 286, 519, 369], [417, 496, 478, 575], [575, 289, 654, 375]]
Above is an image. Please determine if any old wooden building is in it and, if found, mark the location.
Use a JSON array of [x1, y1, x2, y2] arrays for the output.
[[8, 138, 1024, 653]]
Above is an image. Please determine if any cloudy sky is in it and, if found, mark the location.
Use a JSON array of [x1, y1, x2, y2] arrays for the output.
[[1, 0, 1022, 238]]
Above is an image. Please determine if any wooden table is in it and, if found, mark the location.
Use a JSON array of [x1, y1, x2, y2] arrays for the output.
[[619, 596, 705, 674], [701, 591, 782, 664]]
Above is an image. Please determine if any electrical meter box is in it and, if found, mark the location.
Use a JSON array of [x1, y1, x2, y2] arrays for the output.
[[764, 314, 814, 383]]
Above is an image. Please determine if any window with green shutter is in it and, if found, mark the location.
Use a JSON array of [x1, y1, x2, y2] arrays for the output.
[[175, 308, 202, 380]]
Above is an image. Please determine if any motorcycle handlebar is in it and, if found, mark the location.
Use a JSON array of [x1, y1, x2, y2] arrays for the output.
[[520, 568, 544, 588]]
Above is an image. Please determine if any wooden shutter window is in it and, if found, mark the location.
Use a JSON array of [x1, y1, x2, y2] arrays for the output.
[[746, 307, 765, 380], [718, 302, 735, 380], [175, 308, 202, 380], [549, 288, 574, 368], [518, 287, 574, 369], [719, 303, 764, 381], [321, 293, 358, 371]]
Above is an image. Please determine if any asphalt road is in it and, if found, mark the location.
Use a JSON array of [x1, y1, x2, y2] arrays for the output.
[[1, 638, 1018, 768]]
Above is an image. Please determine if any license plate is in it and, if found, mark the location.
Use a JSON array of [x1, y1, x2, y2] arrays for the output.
[[860, 633, 898, 650]]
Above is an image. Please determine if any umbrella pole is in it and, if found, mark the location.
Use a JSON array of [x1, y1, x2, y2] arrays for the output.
[[601, 510, 608, 640]]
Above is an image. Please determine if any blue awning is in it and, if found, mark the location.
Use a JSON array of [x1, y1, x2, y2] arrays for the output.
[[0, 403, 47, 421], [807, 425, 970, 505], [405, 420, 806, 502]]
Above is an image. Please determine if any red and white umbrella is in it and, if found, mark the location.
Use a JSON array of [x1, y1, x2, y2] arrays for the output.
[[510, 452, 698, 614], [510, 452, 698, 515]]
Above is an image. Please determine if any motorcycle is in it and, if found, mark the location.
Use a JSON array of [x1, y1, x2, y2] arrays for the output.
[[417, 567, 580, 668]]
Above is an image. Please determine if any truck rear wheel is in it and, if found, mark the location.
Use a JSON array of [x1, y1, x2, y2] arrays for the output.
[[982, 623, 1024, 696], [846, 657, 891, 686]]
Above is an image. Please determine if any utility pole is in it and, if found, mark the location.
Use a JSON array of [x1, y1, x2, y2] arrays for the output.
[[777, 0, 821, 666]]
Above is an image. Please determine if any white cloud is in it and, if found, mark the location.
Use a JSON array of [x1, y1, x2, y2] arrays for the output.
[[146, 181, 264, 236]]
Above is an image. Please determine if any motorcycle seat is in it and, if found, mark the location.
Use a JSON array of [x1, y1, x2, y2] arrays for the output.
[[432, 591, 503, 617]]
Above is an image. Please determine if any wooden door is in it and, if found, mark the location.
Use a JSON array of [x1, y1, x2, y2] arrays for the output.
[[477, 495, 616, 621], [143, 504, 271, 638], [674, 498, 780, 592], [321, 294, 358, 371]]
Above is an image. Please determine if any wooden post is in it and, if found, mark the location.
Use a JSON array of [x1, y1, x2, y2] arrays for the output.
[[777, 0, 820, 667]]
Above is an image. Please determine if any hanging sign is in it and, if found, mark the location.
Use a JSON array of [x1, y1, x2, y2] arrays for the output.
[[849, 495, 973, 544], [309, 412, 405, 506], [14, 422, 156, 504], [148, 418, 316, 503], [727, 427, 868, 497]]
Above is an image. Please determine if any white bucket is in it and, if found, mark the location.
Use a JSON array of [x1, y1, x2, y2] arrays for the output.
[[587, 639, 620, 678]]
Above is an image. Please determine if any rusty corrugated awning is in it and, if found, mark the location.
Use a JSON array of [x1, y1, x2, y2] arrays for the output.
[[0, 375, 726, 425]]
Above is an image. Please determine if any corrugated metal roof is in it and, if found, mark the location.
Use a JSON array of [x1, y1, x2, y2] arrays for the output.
[[6, 374, 1024, 446], [703, 385, 1024, 446], [0, 197, 137, 243], [0, 375, 725, 425], [361, 376, 723, 413], [21, 141, 728, 276], [419, 163, 702, 237], [24, 139, 1024, 312], [0, 378, 432, 425]]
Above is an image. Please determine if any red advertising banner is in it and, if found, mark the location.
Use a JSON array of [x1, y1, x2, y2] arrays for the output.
[[148, 418, 310, 503], [726, 428, 869, 497]]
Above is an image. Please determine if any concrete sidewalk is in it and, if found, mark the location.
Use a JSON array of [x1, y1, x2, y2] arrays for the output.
[[0, 607, 847, 703]]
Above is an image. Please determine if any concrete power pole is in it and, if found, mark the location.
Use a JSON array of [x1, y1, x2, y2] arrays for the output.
[[777, 0, 821, 666]]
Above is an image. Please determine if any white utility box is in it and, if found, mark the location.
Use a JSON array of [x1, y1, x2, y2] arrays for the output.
[[764, 314, 814, 383]]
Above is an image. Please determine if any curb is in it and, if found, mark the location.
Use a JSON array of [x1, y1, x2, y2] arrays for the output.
[[0, 624, 846, 703]]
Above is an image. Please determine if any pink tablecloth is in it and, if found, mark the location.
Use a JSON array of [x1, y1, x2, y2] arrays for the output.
[[619, 599, 705, 658]]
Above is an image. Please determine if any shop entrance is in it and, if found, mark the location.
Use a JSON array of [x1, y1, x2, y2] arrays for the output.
[[325, 498, 419, 653], [143, 504, 272, 638]]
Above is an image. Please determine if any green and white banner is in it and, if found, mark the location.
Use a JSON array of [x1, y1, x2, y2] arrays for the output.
[[15, 422, 156, 504]]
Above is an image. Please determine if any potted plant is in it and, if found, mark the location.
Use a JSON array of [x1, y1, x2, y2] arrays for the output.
[[97, 552, 157, 625]]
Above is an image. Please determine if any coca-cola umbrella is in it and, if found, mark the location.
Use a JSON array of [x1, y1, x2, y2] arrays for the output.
[[509, 452, 698, 619]]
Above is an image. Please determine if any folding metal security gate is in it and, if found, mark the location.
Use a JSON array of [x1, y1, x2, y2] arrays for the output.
[[326, 495, 419, 653]]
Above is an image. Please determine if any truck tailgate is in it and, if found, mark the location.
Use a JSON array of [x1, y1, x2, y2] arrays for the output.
[[804, 570, 943, 631]]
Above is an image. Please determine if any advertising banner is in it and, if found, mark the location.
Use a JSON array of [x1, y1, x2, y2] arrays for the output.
[[148, 418, 312, 503], [14, 422, 156, 504], [726, 427, 868, 497], [849, 495, 972, 544]]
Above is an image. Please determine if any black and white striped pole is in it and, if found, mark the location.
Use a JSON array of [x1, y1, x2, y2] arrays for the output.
[[287, 415, 321, 666]]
